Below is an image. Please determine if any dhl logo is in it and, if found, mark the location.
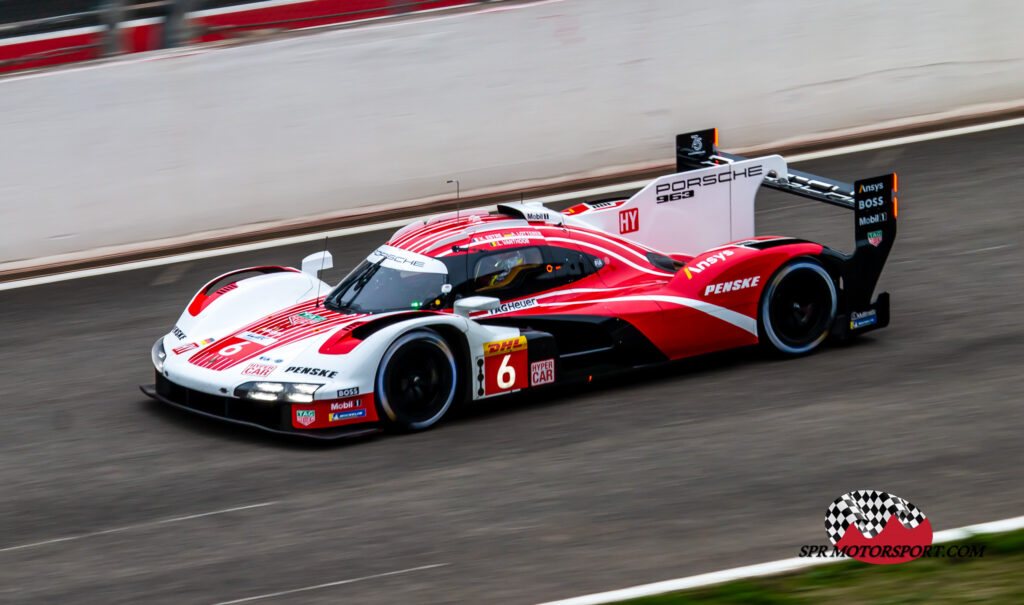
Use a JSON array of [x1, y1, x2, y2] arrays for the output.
[[484, 336, 527, 357]]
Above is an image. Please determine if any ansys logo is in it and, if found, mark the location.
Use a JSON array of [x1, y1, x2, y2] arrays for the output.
[[825, 490, 932, 564]]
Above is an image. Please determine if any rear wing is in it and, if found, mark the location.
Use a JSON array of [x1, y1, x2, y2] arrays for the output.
[[559, 128, 897, 317], [676, 128, 898, 308]]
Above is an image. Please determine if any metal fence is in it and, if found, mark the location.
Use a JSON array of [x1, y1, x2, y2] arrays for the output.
[[1, 1, 189, 66], [0, 1, 495, 70]]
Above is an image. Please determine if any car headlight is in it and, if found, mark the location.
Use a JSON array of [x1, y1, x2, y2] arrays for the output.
[[234, 382, 322, 403], [152, 338, 167, 372]]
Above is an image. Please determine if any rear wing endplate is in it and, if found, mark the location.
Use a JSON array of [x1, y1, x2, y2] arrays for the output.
[[677, 128, 898, 310]]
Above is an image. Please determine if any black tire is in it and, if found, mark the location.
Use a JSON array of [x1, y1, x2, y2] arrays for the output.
[[375, 329, 458, 431], [759, 258, 837, 355]]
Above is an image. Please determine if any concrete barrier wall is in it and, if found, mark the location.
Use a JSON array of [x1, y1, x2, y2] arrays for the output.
[[3, 0, 1024, 265]]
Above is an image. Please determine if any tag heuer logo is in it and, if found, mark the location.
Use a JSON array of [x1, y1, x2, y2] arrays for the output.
[[295, 410, 315, 426], [289, 312, 325, 326], [867, 230, 883, 247], [691, 134, 703, 152]]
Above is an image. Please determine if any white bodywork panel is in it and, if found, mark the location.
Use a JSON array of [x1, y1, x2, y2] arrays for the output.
[[163, 310, 520, 403], [565, 155, 788, 256], [301, 251, 333, 276], [161, 266, 523, 405], [494, 202, 566, 225], [173, 271, 324, 341]]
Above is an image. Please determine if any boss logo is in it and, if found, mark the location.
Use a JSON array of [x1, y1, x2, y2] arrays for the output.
[[858, 196, 885, 210]]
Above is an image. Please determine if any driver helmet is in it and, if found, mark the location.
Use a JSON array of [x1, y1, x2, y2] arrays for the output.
[[488, 251, 526, 286]]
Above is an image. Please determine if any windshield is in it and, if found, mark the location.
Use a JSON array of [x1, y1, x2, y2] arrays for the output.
[[324, 251, 448, 314]]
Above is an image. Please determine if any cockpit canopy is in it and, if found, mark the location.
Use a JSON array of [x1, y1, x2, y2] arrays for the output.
[[324, 243, 599, 314]]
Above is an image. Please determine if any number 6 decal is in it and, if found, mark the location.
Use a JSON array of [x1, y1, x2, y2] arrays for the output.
[[219, 343, 245, 356], [483, 336, 527, 395], [497, 354, 516, 389]]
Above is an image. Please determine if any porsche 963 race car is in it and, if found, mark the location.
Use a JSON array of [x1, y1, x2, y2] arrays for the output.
[[143, 129, 898, 438]]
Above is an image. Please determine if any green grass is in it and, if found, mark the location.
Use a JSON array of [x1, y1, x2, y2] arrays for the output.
[[620, 529, 1024, 605]]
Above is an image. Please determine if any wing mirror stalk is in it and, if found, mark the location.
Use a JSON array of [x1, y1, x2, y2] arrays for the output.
[[453, 296, 501, 318]]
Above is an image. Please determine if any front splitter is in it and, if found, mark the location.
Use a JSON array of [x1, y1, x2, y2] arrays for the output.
[[140, 384, 382, 441]]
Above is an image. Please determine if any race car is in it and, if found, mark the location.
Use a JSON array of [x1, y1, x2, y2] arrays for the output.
[[142, 129, 898, 438]]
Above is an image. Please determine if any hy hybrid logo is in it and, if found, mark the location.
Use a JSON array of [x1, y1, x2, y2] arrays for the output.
[[619, 208, 639, 234]]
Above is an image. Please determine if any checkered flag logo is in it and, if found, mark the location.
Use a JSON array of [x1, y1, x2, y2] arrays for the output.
[[825, 490, 927, 545]]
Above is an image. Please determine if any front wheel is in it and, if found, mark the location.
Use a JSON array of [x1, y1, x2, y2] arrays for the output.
[[375, 329, 458, 431], [759, 259, 837, 355]]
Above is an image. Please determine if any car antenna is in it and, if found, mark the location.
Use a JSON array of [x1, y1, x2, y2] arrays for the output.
[[314, 235, 328, 307], [447, 179, 460, 221]]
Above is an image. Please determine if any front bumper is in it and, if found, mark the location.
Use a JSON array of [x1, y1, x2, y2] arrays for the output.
[[141, 372, 381, 440]]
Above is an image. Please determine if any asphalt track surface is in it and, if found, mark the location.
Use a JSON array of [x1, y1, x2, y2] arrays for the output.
[[1, 126, 1023, 604]]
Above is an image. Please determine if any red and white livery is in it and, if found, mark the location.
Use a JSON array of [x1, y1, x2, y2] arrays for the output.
[[144, 129, 898, 438]]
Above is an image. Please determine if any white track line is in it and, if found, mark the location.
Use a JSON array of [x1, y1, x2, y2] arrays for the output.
[[784, 115, 1024, 162], [0, 219, 411, 292], [4, 114, 1024, 293], [537, 514, 1024, 605], [0, 501, 278, 554], [212, 563, 450, 604]]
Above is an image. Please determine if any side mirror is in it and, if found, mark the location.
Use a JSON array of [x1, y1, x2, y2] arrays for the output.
[[301, 251, 333, 277], [453, 296, 501, 318]]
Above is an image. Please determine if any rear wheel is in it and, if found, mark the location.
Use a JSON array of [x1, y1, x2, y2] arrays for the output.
[[376, 329, 458, 431], [760, 259, 837, 355]]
